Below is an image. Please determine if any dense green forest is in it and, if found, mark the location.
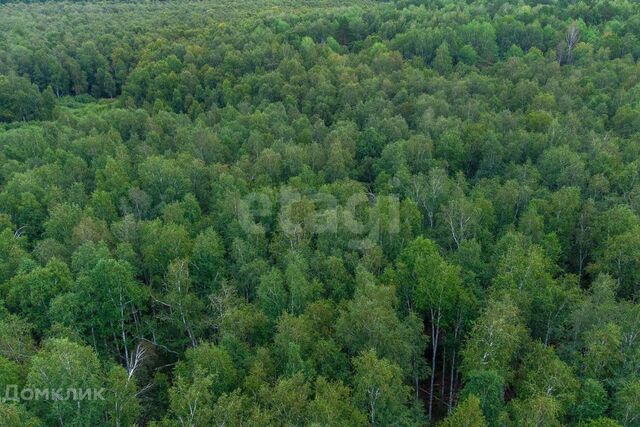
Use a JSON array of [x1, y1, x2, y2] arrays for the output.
[[1, 0, 640, 425]]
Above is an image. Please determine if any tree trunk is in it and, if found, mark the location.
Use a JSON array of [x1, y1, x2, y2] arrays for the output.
[[448, 349, 456, 412], [441, 346, 446, 400], [429, 309, 441, 421]]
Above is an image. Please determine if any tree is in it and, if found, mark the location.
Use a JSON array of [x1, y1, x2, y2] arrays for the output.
[[208, 391, 250, 427], [492, 232, 568, 344], [258, 373, 310, 426], [613, 380, 640, 427], [0, 402, 41, 427], [593, 225, 640, 299], [352, 350, 414, 426], [256, 267, 288, 320], [461, 295, 526, 381], [164, 368, 215, 426], [0, 74, 49, 123], [583, 322, 623, 383], [397, 236, 466, 419], [140, 221, 192, 285], [0, 311, 35, 362], [26, 339, 106, 426], [173, 343, 239, 402], [307, 377, 367, 426], [6, 259, 72, 332], [510, 395, 561, 427], [460, 370, 504, 425], [439, 395, 487, 427], [272, 312, 316, 379], [49, 258, 146, 365], [0, 226, 30, 285], [574, 379, 609, 423], [105, 365, 142, 427], [284, 252, 320, 315], [335, 271, 425, 378], [516, 342, 578, 417], [558, 22, 580, 65], [408, 168, 451, 229], [137, 156, 191, 206], [434, 42, 453, 74], [440, 196, 480, 250], [190, 228, 225, 295], [538, 147, 586, 190], [460, 20, 499, 63], [158, 259, 205, 349]]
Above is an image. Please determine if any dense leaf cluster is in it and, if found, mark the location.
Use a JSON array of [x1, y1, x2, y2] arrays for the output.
[[1, 0, 640, 425]]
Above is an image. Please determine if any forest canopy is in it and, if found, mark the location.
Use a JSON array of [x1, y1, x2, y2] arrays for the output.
[[1, 0, 640, 425]]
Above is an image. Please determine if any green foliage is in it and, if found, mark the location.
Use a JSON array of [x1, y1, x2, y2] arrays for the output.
[[0, 74, 52, 123], [0, 402, 41, 427], [510, 394, 562, 427], [105, 365, 142, 427], [516, 341, 579, 416], [461, 296, 526, 381], [307, 377, 367, 426], [5, 259, 72, 332], [25, 339, 106, 426], [352, 350, 413, 426], [439, 395, 488, 427], [1, 0, 640, 425], [574, 379, 610, 423], [434, 42, 453, 75], [461, 370, 504, 425], [335, 279, 424, 374], [612, 381, 640, 427]]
